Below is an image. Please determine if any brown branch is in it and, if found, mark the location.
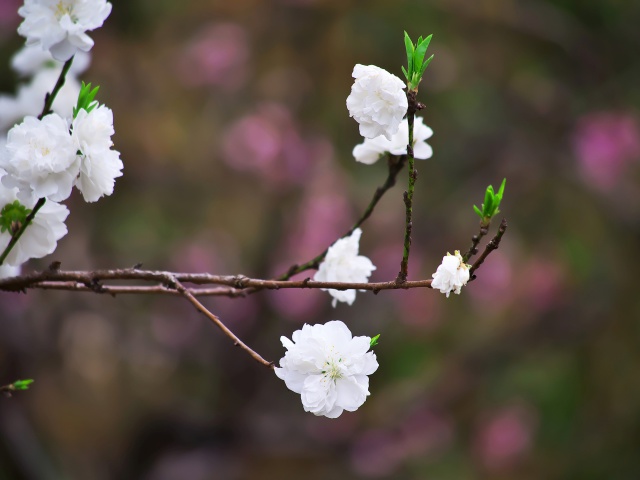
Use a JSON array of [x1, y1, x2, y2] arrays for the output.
[[469, 218, 508, 280], [277, 154, 407, 281], [462, 222, 490, 263], [167, 275, 274, 369], [397, 89, 420, 284], [0, 269, 434, 296]]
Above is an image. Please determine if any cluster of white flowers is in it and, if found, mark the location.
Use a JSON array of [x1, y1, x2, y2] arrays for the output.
[[18, 0, 112, 62], [347, 64, 408, 140], [275, 320, 379, 418], [313, 228, 376, 307], [0, 107, 122, 205], [0, 0, 118, 277], [431, 250, 471, 297], [353, 116, 434, 165]]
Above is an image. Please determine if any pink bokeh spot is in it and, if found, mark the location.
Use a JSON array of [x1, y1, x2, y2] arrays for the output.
[[572, 112, 640, 191], [475, 405, 537, 471], [222, 103, 326, 189], [468, 251, 513, 311], [175, 23, 250, 90]]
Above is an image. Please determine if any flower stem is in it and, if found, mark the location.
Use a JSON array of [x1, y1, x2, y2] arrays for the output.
[[397, 90, 419, 283], [0, 198, 46, 266], [38, 57, 74, 120]]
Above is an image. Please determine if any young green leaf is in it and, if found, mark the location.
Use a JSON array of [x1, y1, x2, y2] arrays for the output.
[[404, 31, 414, 78], [370, 334, 380, 347], [12, 379, 34, 390], [473, 205, 484, 218], [0, 201, 31, 234]]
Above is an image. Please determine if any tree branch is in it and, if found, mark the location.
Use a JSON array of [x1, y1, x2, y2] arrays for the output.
[[462, 222, 490, 263], [469, 218, 508, 280]]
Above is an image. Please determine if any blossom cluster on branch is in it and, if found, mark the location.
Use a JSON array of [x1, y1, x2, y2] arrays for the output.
[[0, 3, 508, 419]]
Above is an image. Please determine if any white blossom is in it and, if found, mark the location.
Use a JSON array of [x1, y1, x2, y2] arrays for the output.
[[0, 175, 69, 267], [72, 105, 123, 202], [431, 250, 471, 297], [353, 116, 433, 165], [313, 228, 376, 307], [18, 0, 112, 61], [1, 114, 78, 203], [275, 320, 379, 418], [346, 64, 408, 141], [0, 69, 81, 131], [11, 44, 91, 78]]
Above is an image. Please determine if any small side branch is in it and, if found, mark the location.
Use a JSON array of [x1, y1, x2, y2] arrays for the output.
[[462, 223, 490, 263], [469, 218, 507, 280], [168, 276, 274, 369], [278, 154, 407, 281]]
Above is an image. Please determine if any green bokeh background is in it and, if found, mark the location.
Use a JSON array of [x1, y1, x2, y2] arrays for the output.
[[1, 0, 640, 478]]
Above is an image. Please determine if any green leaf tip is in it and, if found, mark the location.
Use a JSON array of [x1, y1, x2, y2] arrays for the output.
[[73, 81, 100, 119], [12, 379, 34, 390], [370, 334, 380, 347], [403, 31, 434, 91], [474, 178, 507, 222], [0, 201, 32, 234]]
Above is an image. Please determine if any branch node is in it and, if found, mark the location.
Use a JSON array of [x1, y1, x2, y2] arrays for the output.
[[48, 261, 61, 272]]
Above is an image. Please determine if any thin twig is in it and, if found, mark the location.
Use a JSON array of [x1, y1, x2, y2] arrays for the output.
[[38, 57, 74, 120], [462, 222, 490, 263], [469, 218, 508, 280], [166, 275, 274, 369], [277, 154, 407, 281]]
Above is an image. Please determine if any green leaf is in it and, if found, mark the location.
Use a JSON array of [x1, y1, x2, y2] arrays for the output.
[[401, 65, 409, 81], [404, 31, 415, 78], [73, 82, 100, 118], [483, 188, 494, 216], [12, 379, 34, 390], [495, 177, 506, 203], [419, 54, 434, 76], [414, 34, 433, 69], [0, 201, 31, 234], [473, 205, 483, 218], [370, 334, 381, 347]]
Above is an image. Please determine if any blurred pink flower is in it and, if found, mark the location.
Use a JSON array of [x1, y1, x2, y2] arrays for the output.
[[468, 251, 513, 312], [572, 112, 640, 190], [175, 23, 249, 90], [350, 409, 453, 477], [475, 405, 537, 471], [520, 256, 566, 312], [222, 103, 326, 189]]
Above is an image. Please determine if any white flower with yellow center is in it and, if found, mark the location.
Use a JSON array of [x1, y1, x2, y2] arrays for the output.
[[275, 321, 379, 418], [431, 250, 471, 297], [18, 0, 112, 61]]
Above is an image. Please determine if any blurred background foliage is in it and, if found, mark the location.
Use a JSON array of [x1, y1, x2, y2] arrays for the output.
[[1, 0, 640, 478]]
